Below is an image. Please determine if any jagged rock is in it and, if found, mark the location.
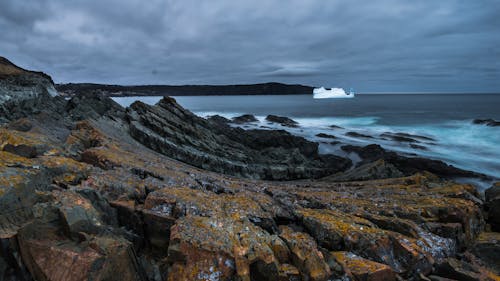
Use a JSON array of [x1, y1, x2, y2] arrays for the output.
[[341, 144, 484, 179], [330, 251, 396, 281], [18, 221, 145, 281], [231, 114, 258, 124], [278, 226, 332, 281], [296, 208, 433, 275], [485, 183, 500, 231], [0, 60, 498, 281], [0, 57, 59, 123], [126, 97, 351, 180], [167, 215, 286, 281], [266, 115, 299, 127], [206, 114, 230, 125]]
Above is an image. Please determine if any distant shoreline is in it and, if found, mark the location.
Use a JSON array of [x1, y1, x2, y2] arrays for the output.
[[55, 82, 314, 97]]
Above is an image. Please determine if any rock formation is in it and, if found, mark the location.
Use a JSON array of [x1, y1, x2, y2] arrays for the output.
[[1, 57, 499, 281], [126, 97, 351, 180]]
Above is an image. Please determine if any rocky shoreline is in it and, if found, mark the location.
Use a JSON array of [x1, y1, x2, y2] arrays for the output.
[[1, 57, 499, 281]]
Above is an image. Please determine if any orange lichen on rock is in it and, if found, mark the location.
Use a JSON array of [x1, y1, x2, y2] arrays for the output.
[[278, 225, 331, 281], [167, 215, 285, 281], [331, 251, 396, 281]]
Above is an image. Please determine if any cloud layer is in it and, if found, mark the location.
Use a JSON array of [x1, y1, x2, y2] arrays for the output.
[[1, 0, 499, 92]]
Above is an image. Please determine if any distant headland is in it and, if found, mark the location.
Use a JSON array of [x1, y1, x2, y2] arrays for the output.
[[56, 82, 314, 97]]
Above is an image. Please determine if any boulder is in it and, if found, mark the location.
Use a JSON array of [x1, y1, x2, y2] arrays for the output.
[[231, 114, 258, 124], [265, 115, 299, 127]]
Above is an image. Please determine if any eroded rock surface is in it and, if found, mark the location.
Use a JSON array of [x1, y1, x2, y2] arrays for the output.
[[126, 97, 351, 180], [1, 57, 499, 281]]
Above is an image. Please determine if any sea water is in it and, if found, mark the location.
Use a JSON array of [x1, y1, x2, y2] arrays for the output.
[[113, 94, 500, 190]]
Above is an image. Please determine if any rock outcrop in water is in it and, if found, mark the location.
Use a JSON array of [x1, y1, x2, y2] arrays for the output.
[[341, 144, 485, 179], [1, 57, 500, 281], [126, 97, 351, 180]]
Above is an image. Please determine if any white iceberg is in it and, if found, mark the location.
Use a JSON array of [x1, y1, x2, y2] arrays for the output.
[[313, 87, 354, 99]]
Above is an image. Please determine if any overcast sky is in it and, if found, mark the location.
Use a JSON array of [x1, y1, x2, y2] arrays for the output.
[[1, 0, 499, 92]]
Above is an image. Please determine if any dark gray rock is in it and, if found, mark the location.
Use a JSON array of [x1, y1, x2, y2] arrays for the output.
[[265, 115, 299, 127], [126, 97, 351, 180], [345, 131, 373, 139], [341, 144, 484, 179], [231, 114, 258, 124], [316, 133, 337, 139]]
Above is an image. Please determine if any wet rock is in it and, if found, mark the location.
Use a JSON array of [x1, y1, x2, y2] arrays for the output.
[[127, 97, 351, 180], [329, 125, 344, 129], [473, 119, 500, 127], [381, 133, 419, 143], [232, 114, 258, 124], [485, 183, 500, 231], [279, 225, 332, 281], [341, 144, 483, 179], [265, 115, 299, 127], [345, 131, 374, 139], [206, 114, 230, 125], [316, 133, 337, 139], [331, 251, 396, 281], [381, 132, 436, 143]]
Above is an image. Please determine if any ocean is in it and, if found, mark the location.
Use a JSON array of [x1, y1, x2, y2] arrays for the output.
[[113, 94, 500, 190]]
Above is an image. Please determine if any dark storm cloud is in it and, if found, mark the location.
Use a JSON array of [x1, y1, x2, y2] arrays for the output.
[[0, 0, 499, 92]]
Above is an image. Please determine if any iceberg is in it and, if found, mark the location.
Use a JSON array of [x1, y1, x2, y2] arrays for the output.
[[313, 87, 354, 99]]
